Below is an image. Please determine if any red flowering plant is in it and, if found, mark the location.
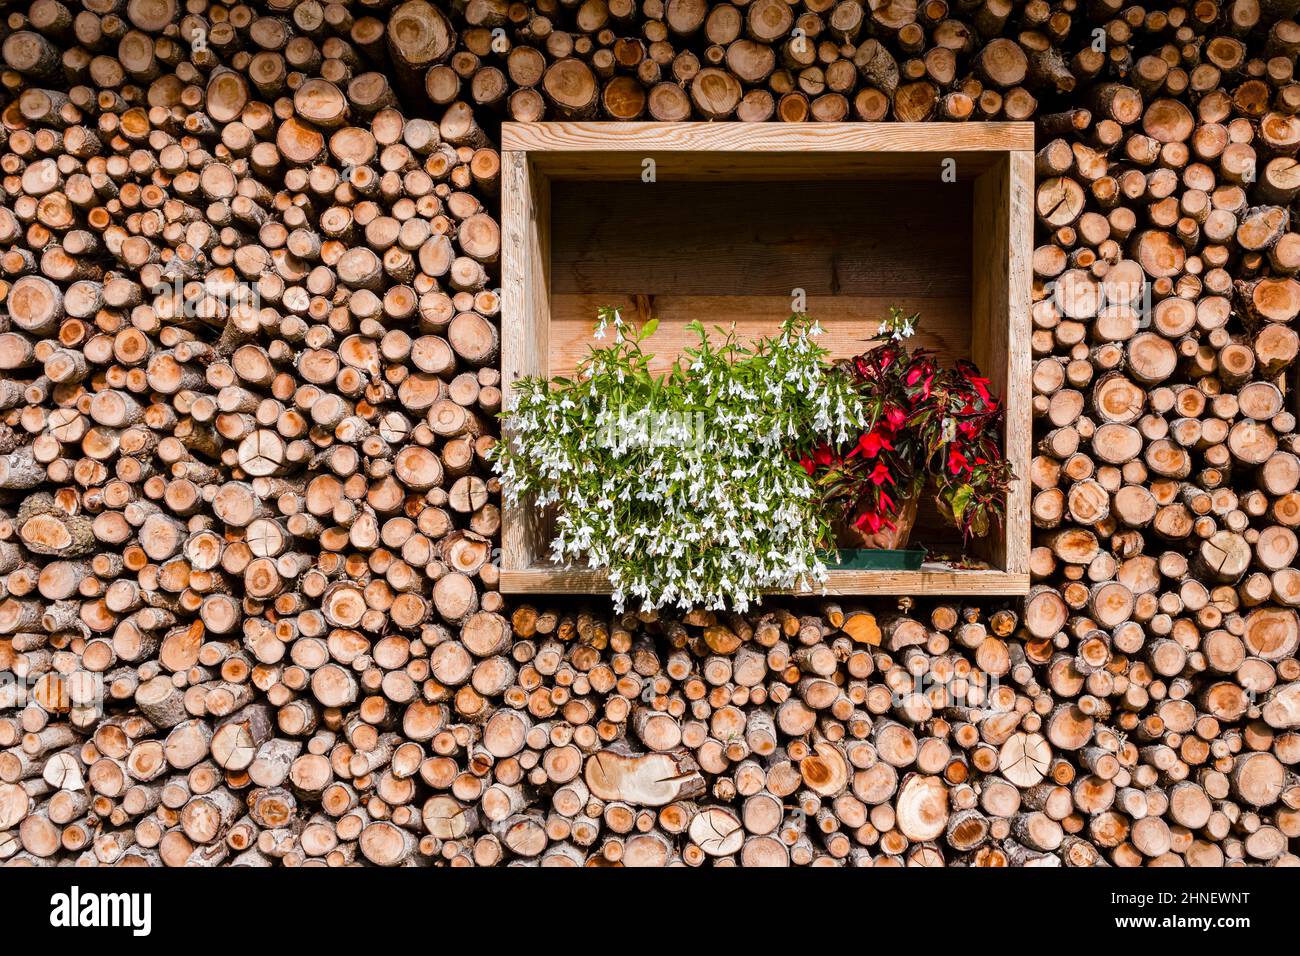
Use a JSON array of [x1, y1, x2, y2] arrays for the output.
[[799, 308, 1014, 545], [914, 355, 1015, 539]]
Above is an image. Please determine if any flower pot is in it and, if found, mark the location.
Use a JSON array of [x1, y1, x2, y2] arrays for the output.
[[829, 548, 926, 570], [834, 492, 920, 550]]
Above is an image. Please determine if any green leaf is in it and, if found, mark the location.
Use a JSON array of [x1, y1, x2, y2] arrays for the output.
[[493, 305, 875, 612], [949, 484, 974, 524], [639, 317, 659, 341]]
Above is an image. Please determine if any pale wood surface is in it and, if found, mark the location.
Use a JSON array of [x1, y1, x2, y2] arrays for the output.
[[500, 150, 551, 574], [550, 296, 972, 377], [1005, 149, 1034, 576], [969, 150, 1034, 575], [502, 566, 1032, 596], [502, 121, 1035, 154], [503, 122, 1034, 179]]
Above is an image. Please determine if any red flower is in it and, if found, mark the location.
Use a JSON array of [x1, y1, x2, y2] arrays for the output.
[[802, 314, 1012, 544], [854, 510, 881, 532], [954, 361, 999, 411], [906, 360, 936, 400], [855, 429, 894, 459], [853, 509, 895, 533], [800, 443, 836, 476]]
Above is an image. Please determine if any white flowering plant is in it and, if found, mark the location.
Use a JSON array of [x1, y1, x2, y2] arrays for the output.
[[492, 307, 867, 612]]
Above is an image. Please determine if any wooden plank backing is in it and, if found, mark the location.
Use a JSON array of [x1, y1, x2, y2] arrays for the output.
[[548, 180, 970, 295], [545, 176, 973, 376], [549, 295, 972, 378]]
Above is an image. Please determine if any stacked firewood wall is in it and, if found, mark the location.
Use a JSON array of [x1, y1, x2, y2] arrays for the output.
[[0, 0, 1298, 867]]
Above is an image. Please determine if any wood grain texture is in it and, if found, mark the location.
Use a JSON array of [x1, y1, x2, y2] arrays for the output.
[[546, 176, 973, 374], [550, 296, 972, 377], [504, 122, 1034, 179], [970, 150, 1033, 577], [1005, 149, 1034, 577], [502, 566, 1031, 596], [548, 180, 971, 295], [500, 151, 551, 573], [502, 121, 1036, 154]]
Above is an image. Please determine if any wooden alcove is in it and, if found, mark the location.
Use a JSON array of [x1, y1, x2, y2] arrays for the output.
[[500, 122, 1033, 596]]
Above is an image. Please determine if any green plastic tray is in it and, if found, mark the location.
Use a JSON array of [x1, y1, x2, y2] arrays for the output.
[[822, 548, 927, 571]]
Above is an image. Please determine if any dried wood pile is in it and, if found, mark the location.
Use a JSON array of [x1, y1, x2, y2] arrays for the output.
[[0, 0, 1298, 867]]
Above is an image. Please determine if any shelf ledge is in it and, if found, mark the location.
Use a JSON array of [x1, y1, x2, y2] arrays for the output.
[[501, 566, 1031, 597]]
